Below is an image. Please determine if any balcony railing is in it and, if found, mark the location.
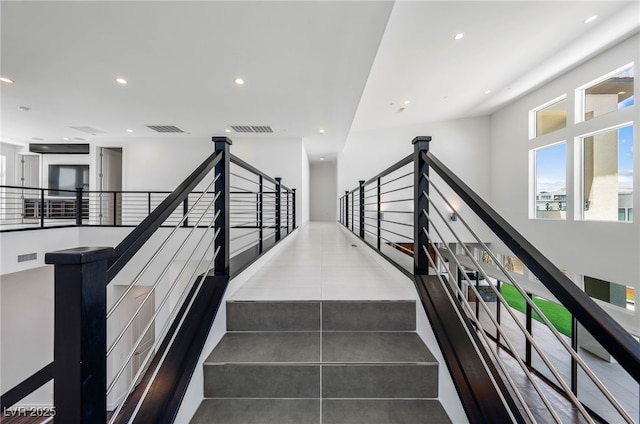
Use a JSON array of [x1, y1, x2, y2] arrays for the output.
[[340, 137, 640, 423], [0, 137, 297, 423]]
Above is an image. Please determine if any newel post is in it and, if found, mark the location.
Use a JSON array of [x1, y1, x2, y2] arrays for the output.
[[213, 136, 232, 277], [275, 177, 282, 242], [45, 246, 114, 423], [413, 136, 432, 275]]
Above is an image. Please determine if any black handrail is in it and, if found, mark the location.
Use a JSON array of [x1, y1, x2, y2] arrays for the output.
[[107, 151, 222, 281], [0, 362, 54, 410], [424, 150, 640, 385]]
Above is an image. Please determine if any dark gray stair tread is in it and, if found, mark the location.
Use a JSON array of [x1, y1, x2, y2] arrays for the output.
[[322, 301, 415, 331], [322, 399, 452, 424], [205, 332, 320, 363], [322, 332, 436, 364], [323, 364, 438, 398], [190, 399, 320, 424], [227, 301, 320, 331], [204, 364, 320, 398]]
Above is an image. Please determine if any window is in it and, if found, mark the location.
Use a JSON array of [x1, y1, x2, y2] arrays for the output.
[[533, 143, 566, 219], [581, 124, 633, 222], [584, 275, 635, 310], [579, 64, 634, 121], [531, 96, 567, 138]]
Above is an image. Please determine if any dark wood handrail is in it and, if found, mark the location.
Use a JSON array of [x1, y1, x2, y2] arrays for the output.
[[424, 150, 640, 384], [107, 151, 222, 282]]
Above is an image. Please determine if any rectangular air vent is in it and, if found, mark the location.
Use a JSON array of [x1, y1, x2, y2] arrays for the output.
[[70, 126, 105, 134], [230, 125, 274, 133], [18, 253, 37, 263], [146, 125, 185, 133]]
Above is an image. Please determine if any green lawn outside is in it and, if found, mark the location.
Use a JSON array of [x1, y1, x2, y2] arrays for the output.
[[500, 283, 572, 337]]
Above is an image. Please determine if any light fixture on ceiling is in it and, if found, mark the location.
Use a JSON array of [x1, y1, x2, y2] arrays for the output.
[[453, 33, 464, 41], [127, 129, 133, 133], [584, 15, 598, 24], [319, 129, 325, 134], [234, 78, 244, 85], [618, 91, 626, 95], [484, 90, 491, 95], [18, 106, 30, 112], [116, 77, 128, 85], [403, 100, 410, 105], [0, 76, 14, 84], [63, 137, 69, 141], [320, 157, 325, 161], [225, 129, 231, 133]]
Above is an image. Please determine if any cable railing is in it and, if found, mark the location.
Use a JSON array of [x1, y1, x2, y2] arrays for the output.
[[339, 136, 640, 423], [0, 137, 297, 423]]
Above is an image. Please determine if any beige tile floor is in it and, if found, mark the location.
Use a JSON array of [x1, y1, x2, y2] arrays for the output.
[[230, 222, 417, 301]]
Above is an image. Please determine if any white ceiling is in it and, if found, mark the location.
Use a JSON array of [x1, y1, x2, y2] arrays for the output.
[[1, 1, 638, 163]]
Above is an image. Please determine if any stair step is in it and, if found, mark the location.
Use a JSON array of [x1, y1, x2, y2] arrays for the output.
[[322, 399, 452, 424], [322, 301, 415, 331], [227, 301, 320, 331], [322, 332, 435, 363], [204, 364, 320, 398], [190, 399, 320, 424], [206, 332, 320, 363], [323, 364, 437, 398]]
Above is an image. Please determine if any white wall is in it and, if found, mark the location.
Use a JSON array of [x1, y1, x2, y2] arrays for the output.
[[0, 266, 54, 407], [490, 34, 639, 333], [310, 162, 337, 221], [301, 142, 310, 226]]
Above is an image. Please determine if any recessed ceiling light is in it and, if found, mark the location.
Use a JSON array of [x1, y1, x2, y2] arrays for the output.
[[63, 137, 69, 141], [18, 106, 30, 112], [584, 15, 598, 24], [116, 77, 128, 85], [403, 100, 410, 105], [454, 33, 464, 41], [225, 129, 231, 133], [618, 91, 626, 95], [234, 78, 244, 85], [485, 90, 491, 95], [320, 157, 325, 161], [0, 77, 14, 84], [127, 129, 133, 133], [319, 129, 325, 134]]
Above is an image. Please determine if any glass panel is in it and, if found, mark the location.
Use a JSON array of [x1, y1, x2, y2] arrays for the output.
[[582, 64, 634, 121], [582, 125, 634, 222], [535, 143, 566, 219], [584, 275, 635, 310], [535, 98, 567, 137]]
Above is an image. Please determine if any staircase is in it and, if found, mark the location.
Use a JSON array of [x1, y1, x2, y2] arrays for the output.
[[190, 300, 452, 423]]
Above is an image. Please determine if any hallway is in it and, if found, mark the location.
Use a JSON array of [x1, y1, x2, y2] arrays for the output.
[[230, 222, 417, 302]]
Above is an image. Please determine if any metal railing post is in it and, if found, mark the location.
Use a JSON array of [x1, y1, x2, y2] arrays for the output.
[[113, 192, 117, 226], [183, 195, 189, 227], [75, 188, 84, 225], [292, 188, 296, 229], [286, 189, 290, 234], [213, 136, 232, 277], [344, 191, 349, 228], [40, 188, 45, 228], [259, 175, 264, 254], [275, 177, 282, 242], [45, 246, 114, 423], [413, 136, 431, 274], [359, 180, 365, 239], [377, 177, 381, 250]]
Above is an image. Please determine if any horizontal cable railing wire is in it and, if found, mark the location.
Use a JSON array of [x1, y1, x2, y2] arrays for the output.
[[339, 136, 640, 424], [1, 137, 298, 423]]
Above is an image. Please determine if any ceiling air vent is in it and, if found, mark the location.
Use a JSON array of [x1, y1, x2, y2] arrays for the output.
[[70, 126, 105, 134], [231, 125, 274, 134], [146, 125, 185, 133]]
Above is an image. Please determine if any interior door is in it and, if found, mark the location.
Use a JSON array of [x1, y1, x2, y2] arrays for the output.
[[99, 147, 122, 224]]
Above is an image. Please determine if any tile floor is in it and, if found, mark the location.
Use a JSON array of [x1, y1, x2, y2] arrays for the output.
[[230, 222, 417, 301]]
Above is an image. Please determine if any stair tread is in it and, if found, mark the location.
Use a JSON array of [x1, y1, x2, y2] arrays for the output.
[[204, 332, 437, 365], [206, 332, 320, 363], [190, 399, 452, 424], [190, 399, 320, 424]]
